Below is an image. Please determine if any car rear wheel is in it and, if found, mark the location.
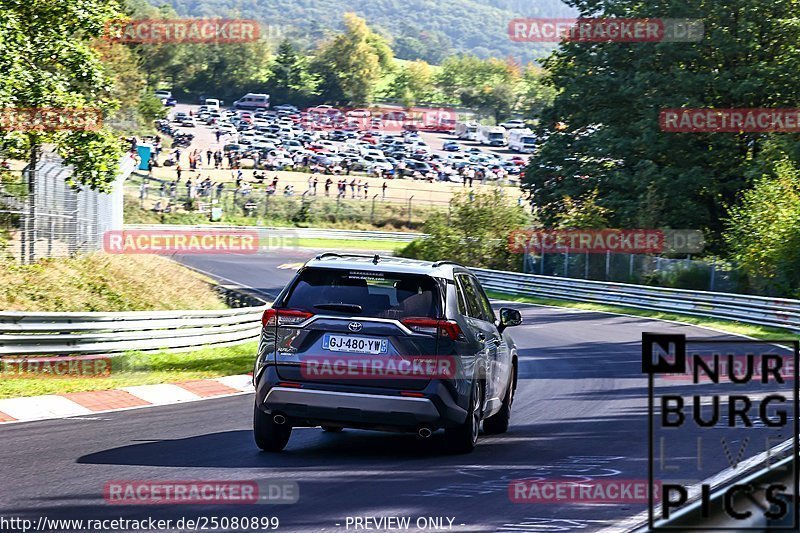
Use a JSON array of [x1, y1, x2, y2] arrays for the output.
[[445, 380, 482, 454], [483, 363, 515, 435], [253, 403, 292, 452]]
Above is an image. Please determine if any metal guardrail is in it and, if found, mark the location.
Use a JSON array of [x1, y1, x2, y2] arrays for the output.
[[629, 443, 796, 531], [472, 268, 800, 333], [0, 287, 270, 356], [123, 224, 424, 243]]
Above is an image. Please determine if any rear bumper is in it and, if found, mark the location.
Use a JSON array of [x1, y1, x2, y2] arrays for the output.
[[263, 387, 440, 426], [255, 366, 469, 430]]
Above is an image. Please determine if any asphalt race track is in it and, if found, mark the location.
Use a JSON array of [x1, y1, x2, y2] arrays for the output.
[[0, 249, 788, 532]]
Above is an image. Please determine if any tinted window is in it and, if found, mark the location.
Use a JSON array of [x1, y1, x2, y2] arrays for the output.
[[455, 274, 484, 320], [470, 276, 495, 323], [285, 268, 441, 319]]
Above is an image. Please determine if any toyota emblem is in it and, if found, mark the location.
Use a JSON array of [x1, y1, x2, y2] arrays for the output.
[[348, 322, 363, 332]]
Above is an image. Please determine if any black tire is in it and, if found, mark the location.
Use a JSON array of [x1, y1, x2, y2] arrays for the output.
[[321, 425, 343, 433], [445, 380, 482, 454], [253, 404, 292, 452], [483, 363, 515, 435]]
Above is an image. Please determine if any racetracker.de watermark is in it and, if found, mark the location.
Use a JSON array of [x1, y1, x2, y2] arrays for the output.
[[508, 18, 704, 43], [508, 229, 705, 254], [104, 480, 298, 505], [303, 106, 457, 133], [0, 356, 112, 378], [0, 107, 102, 132], [105, 18, 260, 44], [509, 479, 660, 503], [300, 356, 457, 380], [661, 108, 800, 132], [103, 230, 299, 254]]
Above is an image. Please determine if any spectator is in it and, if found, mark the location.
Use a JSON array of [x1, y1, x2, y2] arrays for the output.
[[176, 163, 182, 181], [363, 181, 369, 199], [206, 149, 212, 167], [350, 177, 356, 198], [152, 200, 163, 213], [216, 182, 224, 198], [382, 181, 387, 199], [313, 175, 319, 195], [325, 177, 332, 197]]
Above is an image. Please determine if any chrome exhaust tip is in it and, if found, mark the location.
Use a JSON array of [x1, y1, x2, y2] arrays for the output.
[[418, 426, 433, 439], [273, 414, 287, 425]]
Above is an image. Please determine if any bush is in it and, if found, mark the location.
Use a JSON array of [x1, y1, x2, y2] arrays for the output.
[[724, 160, 800, 296], [397, 188, 531, 270]]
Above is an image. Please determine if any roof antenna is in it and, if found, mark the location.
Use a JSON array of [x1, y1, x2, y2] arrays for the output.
[[372, 254, 380, 264]]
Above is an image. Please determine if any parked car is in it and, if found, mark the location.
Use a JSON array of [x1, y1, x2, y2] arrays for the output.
[[252, 255, 521, 453], [500, 119, 526, 130], [443, 141, 461, 151]]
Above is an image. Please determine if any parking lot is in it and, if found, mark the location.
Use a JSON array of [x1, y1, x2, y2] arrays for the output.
[[138, 103, 527, 211]]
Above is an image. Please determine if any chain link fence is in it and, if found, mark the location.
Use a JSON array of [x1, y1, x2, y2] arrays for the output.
[[523, 250, 743, 293], [0, 151, 134, 262], [124, 179, 450, 230]]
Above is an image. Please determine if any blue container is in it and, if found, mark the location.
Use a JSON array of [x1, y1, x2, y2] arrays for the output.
[[137, 144, 153, 170]]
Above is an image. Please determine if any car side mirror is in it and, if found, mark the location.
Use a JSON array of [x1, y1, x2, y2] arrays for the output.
[[498, 307, 522, 332]]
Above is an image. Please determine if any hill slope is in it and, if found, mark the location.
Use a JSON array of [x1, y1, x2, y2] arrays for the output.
[[155, 0, 576, 63]]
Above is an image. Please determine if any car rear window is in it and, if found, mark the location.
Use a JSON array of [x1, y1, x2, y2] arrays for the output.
[[284, 268, 441, 319]]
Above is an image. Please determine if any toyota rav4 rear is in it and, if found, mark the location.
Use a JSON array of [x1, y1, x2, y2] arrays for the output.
[[252, 254, 520, 454]]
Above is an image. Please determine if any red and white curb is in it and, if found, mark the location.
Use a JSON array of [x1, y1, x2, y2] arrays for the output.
[[0, 374, 253, 424]]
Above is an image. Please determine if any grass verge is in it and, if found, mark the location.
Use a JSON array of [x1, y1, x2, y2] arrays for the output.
[[0, 253, 227, 312], [487, 290, 797, 341], [295, 238, 407, 252], [0, 342, 257, 399]]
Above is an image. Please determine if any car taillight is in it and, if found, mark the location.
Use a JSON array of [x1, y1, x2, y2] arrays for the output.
[[401, 317, 463, 341], [261, 308, 314, 327]]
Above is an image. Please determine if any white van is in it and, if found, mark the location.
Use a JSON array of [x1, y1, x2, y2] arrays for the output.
[[508, 129, 537, 153], [455, 121, 478, 141], [476, 125, 507, 147], [204, 98, 221, 111], [233, 93, 270, 110]]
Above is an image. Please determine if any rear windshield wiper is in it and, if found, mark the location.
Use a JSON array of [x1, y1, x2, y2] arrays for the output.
[[313, 303, 363, 313]]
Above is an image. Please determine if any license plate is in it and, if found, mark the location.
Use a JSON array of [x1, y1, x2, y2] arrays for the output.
[[322, 334, 387, 354]]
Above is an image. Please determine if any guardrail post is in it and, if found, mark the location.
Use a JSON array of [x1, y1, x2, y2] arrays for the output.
[[407, 196, 413, 227], [710, 260, 716, 291], [584, 252, 589, 279], [47, 218, 54, 257], [563, 251, 569, 277], [629, 253, 634, 279], [605, 250, 610, 281]]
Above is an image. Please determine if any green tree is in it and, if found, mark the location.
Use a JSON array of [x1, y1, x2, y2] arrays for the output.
[[386, 60, 434, 106], [0, 0, 125, 261], [266, 39, 320, 106], [524, 0, 800, 246], [310, 13, 393, 104], [435, 55, 521, 119], [398, 188, 530, 270], [724, 160, 800, 296], [555, 189, 611, 229], [520, 65, 556, 119]]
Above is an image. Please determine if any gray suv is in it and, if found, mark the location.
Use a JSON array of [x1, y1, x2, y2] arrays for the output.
[[252, 254, 521, 454]]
